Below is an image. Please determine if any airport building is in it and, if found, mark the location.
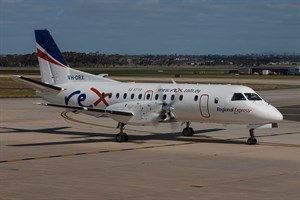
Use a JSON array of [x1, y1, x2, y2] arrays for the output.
[[238, 66, 300, 75]]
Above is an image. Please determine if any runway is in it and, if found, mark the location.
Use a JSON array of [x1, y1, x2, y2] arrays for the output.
[[0, 88, 299, 200]]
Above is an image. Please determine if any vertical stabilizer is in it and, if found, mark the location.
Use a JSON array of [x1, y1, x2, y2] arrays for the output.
[[35, 29, 117, 85], [35, 30, 69, 84]]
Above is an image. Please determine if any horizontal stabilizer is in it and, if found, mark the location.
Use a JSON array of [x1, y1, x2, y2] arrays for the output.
[[12, 76, 63, 93]]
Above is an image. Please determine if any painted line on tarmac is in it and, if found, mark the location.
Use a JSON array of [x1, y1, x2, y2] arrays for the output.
[[60, 111, 117, 129], [0, 142, 195, 164], [258, 142, 300, 148], [1, 139, 298, 164], [279, 108, 300, 110], [283, 113, 300, 116]]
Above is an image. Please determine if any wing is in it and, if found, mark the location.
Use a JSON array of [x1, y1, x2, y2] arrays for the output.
[[39, 103, 134, 123]]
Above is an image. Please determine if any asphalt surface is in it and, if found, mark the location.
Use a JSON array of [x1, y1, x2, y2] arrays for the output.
[[0, 88, 299, 200], [278, 105, 300, 122]]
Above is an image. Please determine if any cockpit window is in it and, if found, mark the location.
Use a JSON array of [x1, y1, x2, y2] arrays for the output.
[[231, 93, 246, 101], [244, 93, 262, 101]]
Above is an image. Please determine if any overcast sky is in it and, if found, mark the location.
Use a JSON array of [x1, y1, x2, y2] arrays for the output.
[[0, 0, 299, 55]]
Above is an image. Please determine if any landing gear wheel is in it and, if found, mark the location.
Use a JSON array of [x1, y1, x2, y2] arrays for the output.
[[116, 133, 124, 142], [188, 127, 195, 136], [182, 127, 194, 136], [182, 128, 189, 136], [115, 133, 128, 142], [247, 137, 257, 145], [123, 133, 128, 142]]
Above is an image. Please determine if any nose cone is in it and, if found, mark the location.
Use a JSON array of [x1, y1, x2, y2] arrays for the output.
[[273, 109, 283, 121], [268, 106, 283, 122], [254, 103, 283, 123]]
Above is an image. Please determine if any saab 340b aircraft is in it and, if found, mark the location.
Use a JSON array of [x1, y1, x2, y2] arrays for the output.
[[14, 30, 283, 144]]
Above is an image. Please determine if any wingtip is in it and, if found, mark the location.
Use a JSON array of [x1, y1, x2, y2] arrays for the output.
[[11, 75, 22, 79]]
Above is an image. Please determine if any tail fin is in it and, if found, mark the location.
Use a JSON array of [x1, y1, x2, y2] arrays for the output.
[[35, 29, 117, 85]]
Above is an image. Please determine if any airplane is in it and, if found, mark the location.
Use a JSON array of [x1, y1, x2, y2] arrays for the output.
[[13, 29, 283, 145]]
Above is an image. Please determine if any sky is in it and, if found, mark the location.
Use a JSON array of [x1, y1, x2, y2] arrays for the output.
[[0, 0, 299, 55]]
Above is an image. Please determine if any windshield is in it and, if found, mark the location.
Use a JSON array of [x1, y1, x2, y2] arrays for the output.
[[244, 93, 262, 101], [231, 93, 247, 101]]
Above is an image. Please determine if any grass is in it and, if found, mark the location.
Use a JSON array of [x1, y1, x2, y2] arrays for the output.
[[1, 67, 299, 79], [0, 67, 39, 75], [0, 89, 36, 97], [244, 84, 298, 91]]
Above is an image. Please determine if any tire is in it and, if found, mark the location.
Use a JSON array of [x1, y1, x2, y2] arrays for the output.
[[247, 138, 252, 145], [253, 138, 257, 145], [188, 128, 194, 136], [247, 137, 257, 145], [182, 128, 190, 136], [115, 133, 124, 142], [182, 128, 194, 137], [123, 133, 128, 142]]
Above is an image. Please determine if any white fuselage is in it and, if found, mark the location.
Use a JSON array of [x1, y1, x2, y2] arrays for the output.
[[40, 81, 283, 126]]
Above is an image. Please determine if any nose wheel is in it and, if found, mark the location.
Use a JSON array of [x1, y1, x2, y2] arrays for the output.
[[115, 123, 128, 142], [247, 128, 257, 145], [182, 122, 194, 137]]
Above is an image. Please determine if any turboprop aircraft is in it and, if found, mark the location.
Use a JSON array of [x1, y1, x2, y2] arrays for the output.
[[14, 29, 283, 144]]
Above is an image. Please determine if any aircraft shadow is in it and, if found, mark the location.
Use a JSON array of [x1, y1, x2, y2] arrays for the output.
[[1, 126, 246, 146]]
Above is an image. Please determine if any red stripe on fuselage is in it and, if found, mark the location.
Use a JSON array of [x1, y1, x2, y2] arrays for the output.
[[37, 48, 64, 67]]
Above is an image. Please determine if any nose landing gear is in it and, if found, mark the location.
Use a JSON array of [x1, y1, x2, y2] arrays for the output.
[[247, 128, 257, 145], [182, 122, 194, 137]]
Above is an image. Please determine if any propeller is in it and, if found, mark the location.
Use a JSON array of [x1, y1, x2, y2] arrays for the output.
[[152, 81, 181, 131]]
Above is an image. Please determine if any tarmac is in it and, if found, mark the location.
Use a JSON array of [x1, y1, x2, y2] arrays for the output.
[[0, 88, 299, 200]]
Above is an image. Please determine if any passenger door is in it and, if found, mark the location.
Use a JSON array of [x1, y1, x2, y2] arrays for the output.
[[199, 94, 210, 118]]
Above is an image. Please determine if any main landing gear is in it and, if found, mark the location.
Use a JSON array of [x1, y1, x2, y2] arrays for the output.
[[182, 122, 194, 137], [115, 122, 128, 142], [247, 128, 257, 145]]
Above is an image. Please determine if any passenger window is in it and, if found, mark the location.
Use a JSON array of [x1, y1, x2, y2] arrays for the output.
[[155, 94, 159, 100], [231, 93, 246, 101], [131, 93, 135, 99], [116, 93, 120, 99], [146, 94, 150, 100], [123, 93, 127, 99], [109, 93, 112, 98], [194, 95, 198, 101], [163, 94, 167, 101], [138, 93, 142, 100], [179, 95, 183, 101], [244, 93, 262, 101], [171, 94, 175, 101]]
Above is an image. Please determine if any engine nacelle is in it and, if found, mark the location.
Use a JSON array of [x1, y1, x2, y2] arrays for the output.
[[106, 101, 162, 125]]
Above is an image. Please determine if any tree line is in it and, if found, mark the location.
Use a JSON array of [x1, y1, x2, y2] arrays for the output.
[[0, 52, 128, 67], [0, 52, 299, 67]]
